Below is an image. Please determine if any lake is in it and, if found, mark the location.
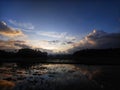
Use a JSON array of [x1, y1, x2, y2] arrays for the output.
[[0, 62, 120, 90]]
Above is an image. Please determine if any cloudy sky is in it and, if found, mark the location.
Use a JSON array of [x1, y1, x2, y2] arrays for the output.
[[0, 0, 120, 53]]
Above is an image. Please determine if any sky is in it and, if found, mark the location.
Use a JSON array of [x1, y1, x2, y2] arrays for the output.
[[0, 0, 120, 54]]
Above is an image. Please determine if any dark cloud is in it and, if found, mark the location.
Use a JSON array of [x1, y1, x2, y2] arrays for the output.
[[61, 41, 74, 45], [66, 41, 74, 44], [0, 40, 31, 50], [47, 40, 75, 46], [48, 40, 60, 44], [86, 30, 120, 48], [68, 30, 120, 53], [14, 41, 31, 49], [0, 21, 24, 37]]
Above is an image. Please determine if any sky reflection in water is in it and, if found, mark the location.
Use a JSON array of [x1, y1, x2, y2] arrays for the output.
[[0, 63, 112, 90]]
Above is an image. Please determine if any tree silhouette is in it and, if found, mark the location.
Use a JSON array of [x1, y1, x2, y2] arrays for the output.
[[0, 48, 48, 58]]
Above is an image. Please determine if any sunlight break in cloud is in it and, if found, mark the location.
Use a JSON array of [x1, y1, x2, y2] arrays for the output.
[[9, 19, 34, 30], [28, 40, 74, 53], [0, 21, 24, 37]]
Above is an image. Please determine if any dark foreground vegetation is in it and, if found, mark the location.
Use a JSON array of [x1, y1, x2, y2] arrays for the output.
[[0, 48, 120, 64]]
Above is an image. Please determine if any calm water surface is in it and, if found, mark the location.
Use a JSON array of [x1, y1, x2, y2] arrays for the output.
[[0, 62, 120, 90]]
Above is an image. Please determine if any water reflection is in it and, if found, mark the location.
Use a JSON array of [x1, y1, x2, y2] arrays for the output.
[[0, 80, 15, 90], [0, 63, 120, 90]]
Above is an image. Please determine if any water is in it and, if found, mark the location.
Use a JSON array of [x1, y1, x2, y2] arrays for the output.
[[0, 62, 120, 90]]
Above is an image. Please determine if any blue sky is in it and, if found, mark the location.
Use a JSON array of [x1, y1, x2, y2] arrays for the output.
[[0, 0, 120, 53]]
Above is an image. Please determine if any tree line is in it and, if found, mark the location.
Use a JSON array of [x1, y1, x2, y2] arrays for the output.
[[0, 48, 120, 62], [73, 48, 120, 59], [0, 48, 47, 58]]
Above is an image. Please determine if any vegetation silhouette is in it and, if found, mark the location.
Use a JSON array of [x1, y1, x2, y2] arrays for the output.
[[0, 48, 48, 62], [0, 48, 120, 64], [72, 48, 120, 64], [17, 48, 47, 58], [73, 48, 120, 58]]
